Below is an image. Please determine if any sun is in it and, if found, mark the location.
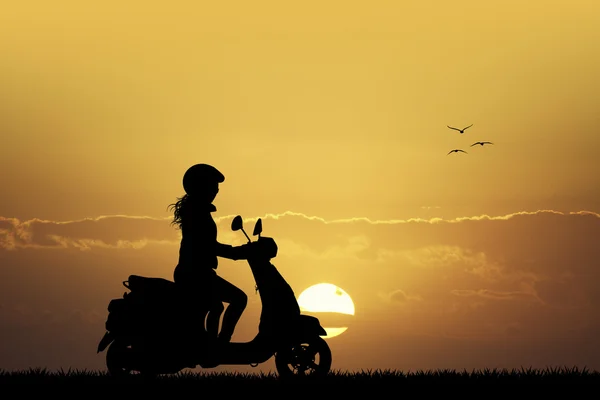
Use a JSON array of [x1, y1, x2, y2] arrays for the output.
[[297, 283, 355, 339], [297, 283, 355, 315]]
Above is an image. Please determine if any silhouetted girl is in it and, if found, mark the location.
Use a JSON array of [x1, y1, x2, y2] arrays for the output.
[[169, 163, 251, 343]]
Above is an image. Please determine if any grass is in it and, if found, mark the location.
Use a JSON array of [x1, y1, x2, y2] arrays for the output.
[[1, 366, 598, 385]]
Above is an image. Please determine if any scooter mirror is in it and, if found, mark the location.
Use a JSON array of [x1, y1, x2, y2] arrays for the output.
[[231, 215, 244, 231], [252, 218, 263, 236]]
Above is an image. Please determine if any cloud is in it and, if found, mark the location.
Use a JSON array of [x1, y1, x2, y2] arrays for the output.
[[2, 208, 599, 315], [2, 210, 599, 305], [0, 304, 103, 328], [1, 208, 600, 370], [383, 289, 423, 304], [1, 209, 598, 250], [251, 209, 598, 225], [0, 215, 179, 250], [450, 289, 542, 303]]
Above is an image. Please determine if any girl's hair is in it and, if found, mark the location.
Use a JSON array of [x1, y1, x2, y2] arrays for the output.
[[167, 194, 190, 230]]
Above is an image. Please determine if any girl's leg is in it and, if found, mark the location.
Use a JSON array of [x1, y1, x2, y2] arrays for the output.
[[205, 300, 224, 339], [213, 275, 248, 342]]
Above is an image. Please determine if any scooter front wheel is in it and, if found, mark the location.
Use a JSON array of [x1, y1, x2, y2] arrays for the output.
[[275, 335, 332, 378]]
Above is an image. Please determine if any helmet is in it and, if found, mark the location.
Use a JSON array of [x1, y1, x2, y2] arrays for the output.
[[182, 163, 225, 195]]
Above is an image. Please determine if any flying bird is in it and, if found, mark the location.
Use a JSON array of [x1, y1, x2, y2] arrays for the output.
[[447, 149, 467, 155], [447, 124, 473, 133], [470, 141, 494, 147]]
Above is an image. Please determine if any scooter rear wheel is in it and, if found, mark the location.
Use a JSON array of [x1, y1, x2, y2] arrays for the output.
[[106, 340, 135, 377], [275, 335, 332, 378], [106, 340, 157, 379]]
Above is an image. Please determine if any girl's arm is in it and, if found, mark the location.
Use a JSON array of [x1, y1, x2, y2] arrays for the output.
[[215, 241, 252, 260]]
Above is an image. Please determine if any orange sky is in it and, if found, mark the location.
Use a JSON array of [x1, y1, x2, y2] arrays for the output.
[[1, 1, 600, 373]]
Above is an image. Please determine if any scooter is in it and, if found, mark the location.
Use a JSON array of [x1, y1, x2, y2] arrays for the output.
[[97, 215, 332, 378]]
